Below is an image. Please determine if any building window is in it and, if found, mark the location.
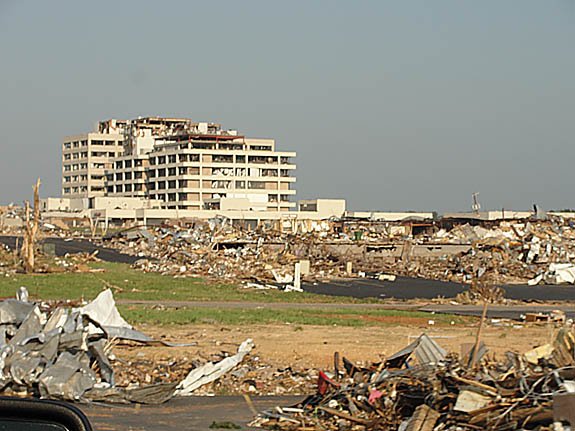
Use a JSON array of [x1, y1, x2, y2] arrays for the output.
[[115, 161, 123, 169], [125, 160, 132, 168], [116, 185, 123, 193], [168, 180, 177, 189], [157, 168, 165, 177], [168, 167, 176, 176], [158, 156, 166, 164], [125, 172, 132, 180], [248, 181, 265, 189], [64, 188, 70, 194], [116, 173, 123, 181], [168, 155, 177, 163], [125, 184, 132, 192]]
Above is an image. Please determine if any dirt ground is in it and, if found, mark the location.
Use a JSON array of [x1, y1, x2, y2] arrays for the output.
[[117, 321, 558, 371]]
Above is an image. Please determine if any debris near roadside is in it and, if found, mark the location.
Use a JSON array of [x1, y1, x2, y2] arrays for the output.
[[0, 288, 256, 404], [0, 237, 103, 275], [253, 330, 575, 430]]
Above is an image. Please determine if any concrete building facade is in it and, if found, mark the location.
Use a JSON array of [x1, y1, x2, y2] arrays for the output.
[[145, 133, 296, 211]]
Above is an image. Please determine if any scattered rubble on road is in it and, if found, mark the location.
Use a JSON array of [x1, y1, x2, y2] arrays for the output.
[[253, 330, 575, 431]]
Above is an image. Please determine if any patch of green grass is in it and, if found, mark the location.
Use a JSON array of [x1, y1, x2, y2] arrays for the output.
[[0, 261, 371, 304], [119, 305, 469, 327]]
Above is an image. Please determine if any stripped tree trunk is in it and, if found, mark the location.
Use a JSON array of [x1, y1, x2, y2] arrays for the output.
[[21, 179, 41, 273]]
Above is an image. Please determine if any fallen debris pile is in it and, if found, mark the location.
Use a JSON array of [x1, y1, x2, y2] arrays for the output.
[[254, 331, 575, 430], [0, 288, 257, 403]]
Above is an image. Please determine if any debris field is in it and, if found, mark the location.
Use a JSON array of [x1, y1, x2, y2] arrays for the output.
[[97, 216, 575, 288]]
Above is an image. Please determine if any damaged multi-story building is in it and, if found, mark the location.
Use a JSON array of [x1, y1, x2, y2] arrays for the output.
[[61, 117, 297, 212], [61, 120, 126, 198]]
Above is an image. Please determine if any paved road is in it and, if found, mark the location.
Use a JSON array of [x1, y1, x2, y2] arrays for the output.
[[80, 396, 301, 431], [118, 299, 418, 310], [0, 235, 138, 264], [304, 277, 575, 302], [420, 304, 575, 320], [304, 277, 466, 299], [4, 235, 575, 302]]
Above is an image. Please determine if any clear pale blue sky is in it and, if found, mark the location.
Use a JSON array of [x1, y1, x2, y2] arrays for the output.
[[1, 1, 574, 212]]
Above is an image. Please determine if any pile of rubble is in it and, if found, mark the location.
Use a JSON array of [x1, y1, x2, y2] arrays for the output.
[[424, 220, 575, 285], [100, 220, 346, 286], [253, 331, 575, 430]]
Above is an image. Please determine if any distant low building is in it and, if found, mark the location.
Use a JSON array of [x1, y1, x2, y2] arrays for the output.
[[443, 210, 534, 221]]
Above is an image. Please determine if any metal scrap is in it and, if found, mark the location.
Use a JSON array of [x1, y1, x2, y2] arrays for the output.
[[253, 329, 575, 431]]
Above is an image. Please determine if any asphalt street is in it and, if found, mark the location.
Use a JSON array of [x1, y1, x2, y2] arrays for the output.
[[0, 235, 138, 264], [80, 396, 302, 431], [304, 277, 575, 302]]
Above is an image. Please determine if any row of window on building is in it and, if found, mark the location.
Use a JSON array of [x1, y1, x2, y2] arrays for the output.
[[63, 140, 119, 149], [63, 163, 107, 172]]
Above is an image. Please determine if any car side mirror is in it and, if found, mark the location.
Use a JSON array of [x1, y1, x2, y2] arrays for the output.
[[0, 397, 92, 431]]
